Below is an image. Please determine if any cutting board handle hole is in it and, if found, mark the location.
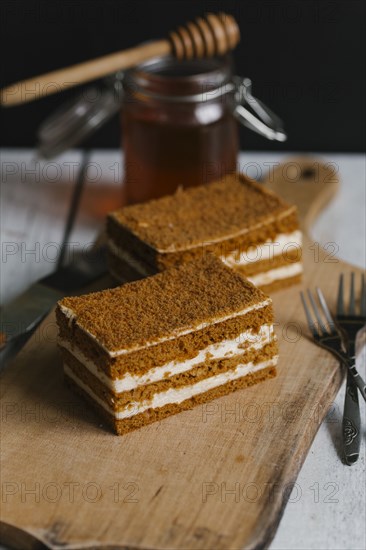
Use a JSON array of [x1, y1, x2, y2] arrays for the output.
[[301, 168, 317, 179]]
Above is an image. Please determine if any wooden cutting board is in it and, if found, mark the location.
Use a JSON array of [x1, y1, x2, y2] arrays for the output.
[[0, 159, 361, 550]]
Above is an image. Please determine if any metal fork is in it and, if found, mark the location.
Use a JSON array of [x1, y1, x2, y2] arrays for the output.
[[336, 273, 366, 464], [301, 288, 366, 403]]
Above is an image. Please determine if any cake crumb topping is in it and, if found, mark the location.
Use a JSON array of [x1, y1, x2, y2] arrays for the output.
[[58, 255, 268, 353], [109, 173, 294, 251]]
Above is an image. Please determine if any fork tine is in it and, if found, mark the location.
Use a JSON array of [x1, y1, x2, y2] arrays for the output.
[[316, 288, 336, 331], [349, 272, 356, 315], [337, 273, 344, 315], [360, 273, 366, 316], [307, 289, 328, 335], [300, 292, 319, 337]]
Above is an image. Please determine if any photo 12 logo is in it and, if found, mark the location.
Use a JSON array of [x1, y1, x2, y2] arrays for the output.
[[202, 480, 339, 504], [1, 480, 140, 504]]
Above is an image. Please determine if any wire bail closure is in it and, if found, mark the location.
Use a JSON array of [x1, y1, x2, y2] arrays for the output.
[[233, 77, 287, 142]]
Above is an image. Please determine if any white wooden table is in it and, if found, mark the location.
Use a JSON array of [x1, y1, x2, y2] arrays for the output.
[[0, 149, 365, 550]]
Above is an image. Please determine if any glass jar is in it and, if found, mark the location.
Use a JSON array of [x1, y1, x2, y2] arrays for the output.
[[37, 56, 286, 205], [121, 56, 238, 203]]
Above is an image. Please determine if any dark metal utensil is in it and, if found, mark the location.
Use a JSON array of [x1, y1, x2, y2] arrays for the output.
[[0, 245, 107, 368], [335, 273, 366, 465], [301, 288, 366, 402]]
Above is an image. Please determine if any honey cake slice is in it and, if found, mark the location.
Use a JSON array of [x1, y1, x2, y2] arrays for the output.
[[56, 255, 278, 435], [107, 172, 302, 293]]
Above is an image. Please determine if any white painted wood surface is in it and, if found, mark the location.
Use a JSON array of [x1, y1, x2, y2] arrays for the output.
[[0, 149, 365, 550], [0, 150, 83, 304]]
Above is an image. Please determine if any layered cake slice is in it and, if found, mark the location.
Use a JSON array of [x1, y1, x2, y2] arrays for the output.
[[107, 173, 302, 293], [56, 255, 278, 435]]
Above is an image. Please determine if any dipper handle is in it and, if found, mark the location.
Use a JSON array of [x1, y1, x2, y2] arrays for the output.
[[1, 13, 240, 107]]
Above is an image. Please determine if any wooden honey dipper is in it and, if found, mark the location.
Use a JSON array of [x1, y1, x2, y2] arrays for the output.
[[1, 13, 240, 107]]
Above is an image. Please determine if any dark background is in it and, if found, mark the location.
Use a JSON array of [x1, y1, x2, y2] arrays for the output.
[[0, 0, 365, 152]]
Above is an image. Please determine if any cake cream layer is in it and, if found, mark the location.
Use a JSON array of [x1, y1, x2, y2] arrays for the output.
[[64, 355, 278, 420], [107, 233, 303, 294], [108, 249, 303, 291], [107, 229, 302, 273], [59, 324, 274, 393], [107, 217, 302, 258], [59, 298, 271, 358], [62, 339, 278, 409], [220, 230, 302, 267], [247, 262, 303, 287], [107, 214, 300, 274]]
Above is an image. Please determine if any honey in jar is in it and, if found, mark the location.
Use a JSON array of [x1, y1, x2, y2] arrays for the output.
[[121, 56, 238, 204]]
